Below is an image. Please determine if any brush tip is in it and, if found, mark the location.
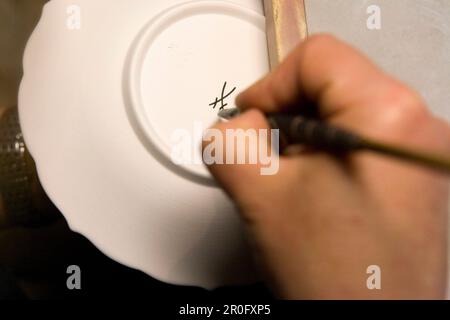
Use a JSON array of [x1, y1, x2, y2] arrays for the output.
[[217, 108, 241, 121]]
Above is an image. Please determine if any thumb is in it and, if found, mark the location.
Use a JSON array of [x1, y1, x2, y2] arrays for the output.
[[202, 109, 280, 212]]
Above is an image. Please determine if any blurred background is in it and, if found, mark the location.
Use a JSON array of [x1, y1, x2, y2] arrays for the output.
[[0, 0, 47, 107], [0, 0, 270, 300]]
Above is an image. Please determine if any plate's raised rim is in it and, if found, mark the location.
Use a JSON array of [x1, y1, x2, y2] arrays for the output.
[[123, 0, 265, 185]]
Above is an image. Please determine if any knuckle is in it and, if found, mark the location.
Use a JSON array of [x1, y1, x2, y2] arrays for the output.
[[445, 132, 450, 151], [304, 34, 337, 48], [377, 81, 430, 132], [383, 82, 428, 117], [300, 34, 337, 58], [364, 80, 434, 138], [443, 133, 450, 152], [432, 118, 450, 151]]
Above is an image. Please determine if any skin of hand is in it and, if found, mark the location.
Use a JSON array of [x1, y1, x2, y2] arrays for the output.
[[202, 34, 450, 299]]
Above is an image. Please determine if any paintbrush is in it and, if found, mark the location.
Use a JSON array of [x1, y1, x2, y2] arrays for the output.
[[216, 1, 450, 173], [218, 108, 450, 173]]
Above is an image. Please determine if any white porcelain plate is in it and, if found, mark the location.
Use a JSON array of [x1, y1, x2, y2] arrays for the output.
[[126, 1, 268, 181], [19, 0, 268, 288]]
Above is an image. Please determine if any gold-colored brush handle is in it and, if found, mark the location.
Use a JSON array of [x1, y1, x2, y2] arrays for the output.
[[263, 0, 308, 68], [363, 139, 450, 173]]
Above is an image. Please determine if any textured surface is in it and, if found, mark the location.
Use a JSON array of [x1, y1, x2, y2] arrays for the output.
[[0, 108, 33, 225]]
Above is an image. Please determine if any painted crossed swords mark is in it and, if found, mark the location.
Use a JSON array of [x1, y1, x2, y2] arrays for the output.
[[209, 81, 237, 111]]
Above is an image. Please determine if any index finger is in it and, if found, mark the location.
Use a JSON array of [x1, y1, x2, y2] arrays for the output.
[[236, 34, 391, 118]]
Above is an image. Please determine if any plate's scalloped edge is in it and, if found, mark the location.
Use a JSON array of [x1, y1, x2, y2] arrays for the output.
[[16, 2, 164, 289], [18, 0, 89, 239], [17, 0, 263, 290], [17, 0, 134, 273], [19, 0, 50, 158], [18, 1, 75, 231]]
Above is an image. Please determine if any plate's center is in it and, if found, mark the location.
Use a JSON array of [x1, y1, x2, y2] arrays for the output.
[[127, 1, 269, 181]]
